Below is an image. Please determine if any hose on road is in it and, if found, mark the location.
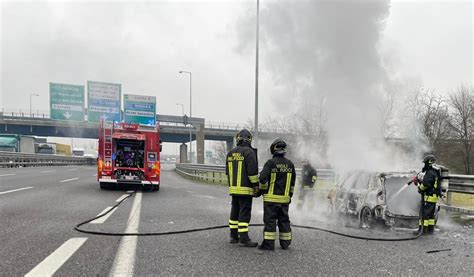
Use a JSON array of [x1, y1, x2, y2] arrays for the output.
[[75, 191, 423, 241]]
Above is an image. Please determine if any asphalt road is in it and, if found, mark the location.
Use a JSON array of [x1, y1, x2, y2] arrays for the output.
[[0, 165, 472, 276]]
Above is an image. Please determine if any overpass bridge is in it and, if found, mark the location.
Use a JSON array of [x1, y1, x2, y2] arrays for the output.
[[0, 112, 286, 163]]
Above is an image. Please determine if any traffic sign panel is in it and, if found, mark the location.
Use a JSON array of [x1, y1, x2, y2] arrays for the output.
[[87, 81, 121, 123], [124, 94, 156, 125], [49, 83, 85, 121]]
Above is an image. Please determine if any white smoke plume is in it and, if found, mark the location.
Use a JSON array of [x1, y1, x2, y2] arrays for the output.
[[237, 0, 426, 172]]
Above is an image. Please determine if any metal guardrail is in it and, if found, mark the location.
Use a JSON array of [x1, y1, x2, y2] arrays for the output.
[[176, 163, 473, 213], [441, 174, 474, 214], [0, 151, 95, 167], [175, 163, 336, 185]]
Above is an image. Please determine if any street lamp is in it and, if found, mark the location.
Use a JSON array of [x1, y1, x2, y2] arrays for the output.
[[254, 0, 260, 149], [30, 93, 39, 117], [179, 70, 193, 163]]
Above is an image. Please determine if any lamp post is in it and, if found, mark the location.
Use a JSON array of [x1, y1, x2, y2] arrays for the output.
[[30, 93, 39, 117], [179, 70, 193, 163], [254, 0, 260, 149]]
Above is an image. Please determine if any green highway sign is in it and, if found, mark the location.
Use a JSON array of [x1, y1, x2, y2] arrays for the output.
[[49, 83, 85, 121], [124, 94, 157, 125]]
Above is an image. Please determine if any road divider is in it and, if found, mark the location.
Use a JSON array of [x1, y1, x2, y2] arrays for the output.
[[110, 192, 142, 276], [59, 178, 80, 183], [116, 194, 129, 203], [0, 186, 34, 195], [90, 207, 118, 224], [0, 173, 16, 177], [25, 237, 87, 277]]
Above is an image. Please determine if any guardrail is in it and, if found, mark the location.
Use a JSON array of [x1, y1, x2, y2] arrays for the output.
[[176, 163, 474, 214], [441, 174, 474, 214], [0, 151, 96, 168], [175, 163, 336, 185]]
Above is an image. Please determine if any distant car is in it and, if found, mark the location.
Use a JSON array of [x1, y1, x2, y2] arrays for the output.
[[334, 171, 420, 228]]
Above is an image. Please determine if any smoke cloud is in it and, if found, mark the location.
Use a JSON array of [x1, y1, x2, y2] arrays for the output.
[[238, 0, 424, 172]]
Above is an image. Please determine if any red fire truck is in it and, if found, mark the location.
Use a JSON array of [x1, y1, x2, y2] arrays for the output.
[[97, 120, 161, 190]]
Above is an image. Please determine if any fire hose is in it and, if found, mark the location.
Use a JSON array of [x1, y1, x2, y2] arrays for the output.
[[75, 191, 424, 241]]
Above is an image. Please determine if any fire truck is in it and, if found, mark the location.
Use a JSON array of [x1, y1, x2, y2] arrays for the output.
[[97, 120, 161, 190]]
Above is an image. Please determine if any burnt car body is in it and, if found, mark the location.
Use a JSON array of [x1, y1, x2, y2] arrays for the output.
[[335, 171, 421, 228]]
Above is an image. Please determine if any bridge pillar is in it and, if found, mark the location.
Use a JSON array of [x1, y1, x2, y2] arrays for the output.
[[196, 124, 205, 164], [226, 140, 234, 153], [179, 143, 188, 163]]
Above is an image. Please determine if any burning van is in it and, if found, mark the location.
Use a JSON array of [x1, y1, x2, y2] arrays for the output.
[[334, 171, 421, 228]]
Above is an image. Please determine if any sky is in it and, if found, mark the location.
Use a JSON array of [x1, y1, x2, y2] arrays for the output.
[[0, 0, 472, 156]]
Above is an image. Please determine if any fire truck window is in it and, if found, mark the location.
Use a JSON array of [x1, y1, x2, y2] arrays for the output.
[[114, 139, 145, 168]]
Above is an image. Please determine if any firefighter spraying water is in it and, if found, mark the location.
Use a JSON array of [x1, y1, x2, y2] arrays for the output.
[[408, 155, 447, 235]]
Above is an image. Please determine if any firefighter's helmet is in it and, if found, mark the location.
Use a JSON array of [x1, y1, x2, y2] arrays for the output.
[[423, 154, 436, 165], [270, 138, 287, 155], [236, 129, 252, 145]]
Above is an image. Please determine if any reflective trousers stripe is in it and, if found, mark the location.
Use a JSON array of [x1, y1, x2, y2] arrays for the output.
[[423, 220, 429, 227], [229, 225, 238, 229], [425, 195, 438, 203], [263, 195, 290, 204], [238, 228, 249, 233], [428, 219, 435, 226], [229, 220, 238, 225], [264, 232, 276, 240], [279, 232, 292, 240], [238, 222, 249, 227]]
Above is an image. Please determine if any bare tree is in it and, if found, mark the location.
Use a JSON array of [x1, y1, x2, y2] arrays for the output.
[[410, 87, 451, 152], [448, 85, 474, 174]]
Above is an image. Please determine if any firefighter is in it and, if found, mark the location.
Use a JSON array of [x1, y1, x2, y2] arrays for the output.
[[258, 138, 296, 251], [296, 160, 318, 210], [415, 154, 440, 235], [226, 129, 259, 247]]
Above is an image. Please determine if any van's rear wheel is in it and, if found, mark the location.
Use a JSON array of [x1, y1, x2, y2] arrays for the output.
[[360, 206, 373, 229]]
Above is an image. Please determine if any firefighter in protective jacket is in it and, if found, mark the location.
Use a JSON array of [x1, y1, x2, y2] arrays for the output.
[[258, 138, 296, 251], [416, 154, 440, 235], [226, 129, 259, 247], [297, 160, 318, 210]]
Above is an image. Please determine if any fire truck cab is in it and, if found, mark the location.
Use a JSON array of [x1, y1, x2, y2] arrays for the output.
[[98, 120, 161, 191]]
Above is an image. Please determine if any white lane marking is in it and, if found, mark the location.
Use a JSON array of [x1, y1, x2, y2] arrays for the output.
[[59, 178, 79, 183], [110, 192, 142, 276], [93, 174, 98, 177], [0, 186, 34, 195], [116, 194, 129, 203], [126, 190, 134, 193], [0, 173, 16, 177], [67, 168, 78, 171], [25, 237, 88, 277], [41, 170, 56, 173], [193, 194, 215, 199], [186, 190, 193, 193], [90, 206, 118, 224]]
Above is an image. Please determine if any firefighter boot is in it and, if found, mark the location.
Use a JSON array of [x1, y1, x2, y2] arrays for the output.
[[258, 240, 275, 251], [239, 233, 258, 247], [426, 225, 434, 235], [230, 229, 239, 244]]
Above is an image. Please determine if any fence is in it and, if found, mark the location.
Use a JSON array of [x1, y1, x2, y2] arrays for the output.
[[175, 163, 474, 214], [0, 151, 95, 168]]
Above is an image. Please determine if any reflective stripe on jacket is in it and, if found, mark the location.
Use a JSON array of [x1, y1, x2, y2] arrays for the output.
[[259, 156, 296, 204], [226, 145, 259, 196]]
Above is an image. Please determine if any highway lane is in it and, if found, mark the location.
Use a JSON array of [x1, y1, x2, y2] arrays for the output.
[[0, 166, 130, 276], [1, 166, 472, 276]]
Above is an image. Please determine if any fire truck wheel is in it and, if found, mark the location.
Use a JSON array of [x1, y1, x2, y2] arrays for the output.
[[153, 185, 160, 191]]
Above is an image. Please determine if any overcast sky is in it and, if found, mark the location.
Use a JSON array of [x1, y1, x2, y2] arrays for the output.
[[0, 0, 472, 126]]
